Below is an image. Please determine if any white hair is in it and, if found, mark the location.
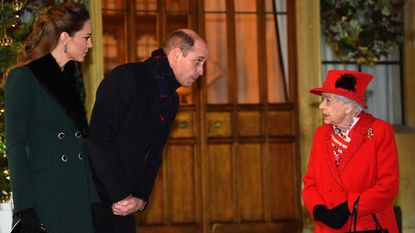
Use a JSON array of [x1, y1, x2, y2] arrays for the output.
[[332, 94, 364, 114]]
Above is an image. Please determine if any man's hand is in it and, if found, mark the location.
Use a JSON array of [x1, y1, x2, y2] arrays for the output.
[[112, 195, 145, 216]]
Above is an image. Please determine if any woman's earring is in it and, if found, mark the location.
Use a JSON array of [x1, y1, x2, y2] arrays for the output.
[[64, 43, 68, 53]]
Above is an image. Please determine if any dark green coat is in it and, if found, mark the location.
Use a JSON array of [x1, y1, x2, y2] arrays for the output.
[[5, 54, 99, 233]]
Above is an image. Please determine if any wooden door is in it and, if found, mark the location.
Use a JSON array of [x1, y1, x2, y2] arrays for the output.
[[101, 0, 301, 232]]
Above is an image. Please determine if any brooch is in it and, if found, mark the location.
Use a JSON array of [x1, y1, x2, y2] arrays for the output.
[[367, 128, 374, 138]]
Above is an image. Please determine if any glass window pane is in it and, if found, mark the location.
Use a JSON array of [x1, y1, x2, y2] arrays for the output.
[[379, 46, 400, 61], [206, 14, 229, 104], [276, 14, 289, 92], [166, 15, 189, 34], [177, 87, 193, 104], [276, 0, 287, 12], [102, 0, 125, 9], [205, 0, 226, 12], [235, 14, 259, 103], [166, 0, 189, 12], [234, 0, 256, 12], [135, 0, 157, 11], [363, 65, 402, 124], [266, 0, 273, 12], [266, 0, 287, 12], [135, 14, 157, 61], [103, 12, 127, 74], [266, 14, 287, 103]]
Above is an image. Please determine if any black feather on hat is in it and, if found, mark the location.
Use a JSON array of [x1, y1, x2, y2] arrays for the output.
[[335, 74, 357, 92]]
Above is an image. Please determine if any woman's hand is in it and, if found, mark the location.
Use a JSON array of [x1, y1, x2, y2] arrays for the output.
[[313, 201, 349, 229]]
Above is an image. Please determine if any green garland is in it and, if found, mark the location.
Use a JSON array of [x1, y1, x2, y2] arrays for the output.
[[321, 0, 404, 66]]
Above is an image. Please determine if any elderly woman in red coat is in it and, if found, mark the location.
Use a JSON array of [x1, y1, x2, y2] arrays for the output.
[[302, 70, 399, 233]]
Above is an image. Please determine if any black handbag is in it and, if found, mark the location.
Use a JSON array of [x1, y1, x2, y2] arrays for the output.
[[346, 196, 388, 233], [10, 219, 47, 233]]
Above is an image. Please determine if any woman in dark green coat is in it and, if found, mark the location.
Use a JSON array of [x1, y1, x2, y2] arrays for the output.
[[4, 2, 102, 233]]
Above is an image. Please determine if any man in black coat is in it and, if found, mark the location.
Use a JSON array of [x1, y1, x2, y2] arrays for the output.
[[88, 29, 208, 233]]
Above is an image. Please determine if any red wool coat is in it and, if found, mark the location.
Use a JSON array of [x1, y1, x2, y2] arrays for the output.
[[302, 112, 399, 233]]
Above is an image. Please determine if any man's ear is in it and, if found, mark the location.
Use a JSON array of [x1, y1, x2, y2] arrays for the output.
[[171, 47, 182, 62]]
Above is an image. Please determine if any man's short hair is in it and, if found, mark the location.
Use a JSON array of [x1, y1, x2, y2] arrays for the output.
[[163, 30, 195, 56]]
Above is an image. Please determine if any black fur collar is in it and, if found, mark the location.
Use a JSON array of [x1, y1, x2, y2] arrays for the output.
[[27, 53, 88, 136]]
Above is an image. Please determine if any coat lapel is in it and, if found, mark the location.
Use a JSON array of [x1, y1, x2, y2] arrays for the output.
[[323, 126, 345, 187], [27, 54, 88, 136], [337, 112, 375, 173]]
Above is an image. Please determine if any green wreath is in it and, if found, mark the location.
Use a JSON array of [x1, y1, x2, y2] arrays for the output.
[[321, 0, 404, 66]]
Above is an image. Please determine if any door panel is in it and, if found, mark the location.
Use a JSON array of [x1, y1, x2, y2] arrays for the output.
[[170, 111, 195, 138], [270, 142, 298, 220], [207, 112, 232, 137], [207, 144, 234, 221], [139, 144, 199, 227], [236, 144, 264, 221], [268, 110, 294, 136], [237, 111, 262, 136], [169, 145, 196, 223]]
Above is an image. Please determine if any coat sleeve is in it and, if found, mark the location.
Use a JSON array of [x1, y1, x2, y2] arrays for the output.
[[5, 68, 36, 214], [88, 67, 134, 203], [84, 148, 100, 204], [132, 151, 162, 202], [348, 121, 399, 216], [302, 127, 326, 217], [132, 94, 179, 202]]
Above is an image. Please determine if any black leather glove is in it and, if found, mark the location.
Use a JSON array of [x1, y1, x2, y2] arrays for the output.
[[313, 203, 349, 229], [16, 208, 43, 233], [91, 202, 107, 228]]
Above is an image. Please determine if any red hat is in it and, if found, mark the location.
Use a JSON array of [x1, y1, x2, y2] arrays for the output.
[[310, 70, 373, 108]]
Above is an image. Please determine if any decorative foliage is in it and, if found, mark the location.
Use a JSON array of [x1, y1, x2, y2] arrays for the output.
[[0, 89, 9, 202], [321, 0, 404, 66], [0, 0, 88, 202]]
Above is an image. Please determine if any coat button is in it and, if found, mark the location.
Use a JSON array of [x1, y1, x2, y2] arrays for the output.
[[57, 132, 65, 139], [61, 154, 68, 162], [78, 153, 83, 160], [75, 130, 81, 138]]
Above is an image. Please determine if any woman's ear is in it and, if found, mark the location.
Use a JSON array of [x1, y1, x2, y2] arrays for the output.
[[345, 103, 354, 114], [59, 32, 70, 44]]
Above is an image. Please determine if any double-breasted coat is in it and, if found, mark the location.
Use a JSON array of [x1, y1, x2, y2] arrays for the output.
[[5, 54, 99, 233], [302, 112, 399, 233]]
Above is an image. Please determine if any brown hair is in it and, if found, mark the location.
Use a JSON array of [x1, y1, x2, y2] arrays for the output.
[[18, 1, 90, 67], [163, 29, 205, 56], [2, 2, 90, 86]]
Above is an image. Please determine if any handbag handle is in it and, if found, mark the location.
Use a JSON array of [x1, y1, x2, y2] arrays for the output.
[[348, 196, 385, 232]]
